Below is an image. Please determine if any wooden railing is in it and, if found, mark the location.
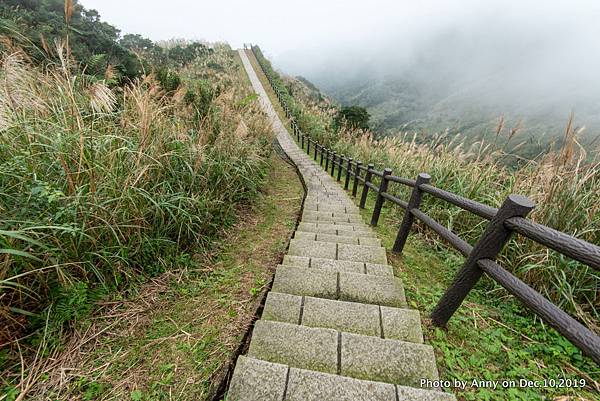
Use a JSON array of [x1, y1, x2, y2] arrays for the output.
[[249, 45, 600, 365]]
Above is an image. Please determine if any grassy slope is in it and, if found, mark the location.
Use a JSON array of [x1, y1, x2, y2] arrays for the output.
[[26, 151, 302, 401], [247, 52, 599, 401], [3, 50, 304, 401]]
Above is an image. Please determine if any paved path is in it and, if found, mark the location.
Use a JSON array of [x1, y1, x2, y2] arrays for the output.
[[228, 49, 455, 401]]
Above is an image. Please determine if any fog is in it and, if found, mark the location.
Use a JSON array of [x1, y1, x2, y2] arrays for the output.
[[269, 0, 600, 135], [83, 0, 600, 138], [274, 0, 600, 93]]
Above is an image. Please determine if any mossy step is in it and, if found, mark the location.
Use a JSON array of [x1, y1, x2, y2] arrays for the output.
[[294, 231, 381, 246], [297, 222, 376, 237], [302, 211, 364, 224], [228, 356, 456, 401], [262, 292, 423, 343], [282, 256, 393, 276], [272, 266, 406, 307], [289, 239, 387, 264], [247, 320, 439, 387]]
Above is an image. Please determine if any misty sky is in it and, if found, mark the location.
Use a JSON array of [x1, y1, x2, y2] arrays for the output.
[[81, 0, 600, 69], [82, 0, 600, 127]]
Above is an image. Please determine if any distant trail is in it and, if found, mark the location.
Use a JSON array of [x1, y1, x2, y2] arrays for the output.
[[227, 49, 455, 401]]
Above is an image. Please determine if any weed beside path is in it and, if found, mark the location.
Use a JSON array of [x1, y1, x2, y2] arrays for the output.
[[9, 153, 303, 401]]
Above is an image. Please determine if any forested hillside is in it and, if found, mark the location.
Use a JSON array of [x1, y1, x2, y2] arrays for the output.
[[321, 74, 600, 160], [282, 17, 600, 162], [0, 0, 213, 82]]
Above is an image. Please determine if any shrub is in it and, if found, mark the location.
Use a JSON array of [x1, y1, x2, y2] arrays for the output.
[[155, 67, 181, 93], [334, 106, 370, 131]]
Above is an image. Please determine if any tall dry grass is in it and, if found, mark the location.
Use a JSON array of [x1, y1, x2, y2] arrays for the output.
[[333, 130, 599, 328], [0, 43, 272, 339]]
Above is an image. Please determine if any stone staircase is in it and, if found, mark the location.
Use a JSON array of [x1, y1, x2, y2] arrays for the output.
[[228, 49, 456, 401]]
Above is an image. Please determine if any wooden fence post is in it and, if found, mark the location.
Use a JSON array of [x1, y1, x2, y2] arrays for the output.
[[314, 143, 318, 160], [371, 168, 392, 226], [325, 149, 330, 171], [344, 158, 353, 190], [337, 155, 344, 181], [392, 173, 430, 253], [359, 164, 374, 208], [331, 152, 337, 176], [431, 194, 535, 326], [352, 161, 362, 197]]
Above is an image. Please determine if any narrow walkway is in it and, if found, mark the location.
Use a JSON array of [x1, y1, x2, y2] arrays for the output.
[[228, 49, 455, 401]]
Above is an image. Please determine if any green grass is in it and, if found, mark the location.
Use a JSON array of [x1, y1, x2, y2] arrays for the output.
[[0, 46, 272, 329], [352, 192, 599, 400], [0, 43, 278, 400], [5, 152, 303, 400]]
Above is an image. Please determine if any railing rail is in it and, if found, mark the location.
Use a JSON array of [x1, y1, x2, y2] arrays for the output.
[[250, 45, 600, 365]]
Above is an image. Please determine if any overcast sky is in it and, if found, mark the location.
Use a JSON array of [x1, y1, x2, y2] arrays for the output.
[[82, 0, 600, 73], [82, 0, 600, 123]]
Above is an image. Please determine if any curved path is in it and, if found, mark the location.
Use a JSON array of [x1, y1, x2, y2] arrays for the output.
[[227, 49, 456, 401]]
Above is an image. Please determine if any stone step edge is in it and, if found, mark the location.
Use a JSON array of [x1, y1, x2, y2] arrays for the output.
[[296, 222, 377, 236], [288, 239, 388, 265], [247, 320, 440, 387], [282, 255, 393, 276], [263, 291, 424, 343], [299, 220, 371, 228], [272, 265, 406, 307], [294, 231, 381, 246], [228, 356, 457, 401]]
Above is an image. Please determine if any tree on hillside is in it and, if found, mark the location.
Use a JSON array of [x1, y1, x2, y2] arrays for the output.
[[167, 43, 212, 67], [334, 106, 370, 131], [120, 33, 155, 52], [0, 0, 144, 81]]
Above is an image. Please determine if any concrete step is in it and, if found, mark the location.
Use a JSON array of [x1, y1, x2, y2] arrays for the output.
[[302, 220, 361, 227], [305, 187, 342, 195], [303, 203, 357, 211], [282, 256, 393, 276], [272, 266, 406, 307], [302, 211, 364, 224], [228, 356, 456, 401], [296, 222, 376, 237], [263, 292, 423, 343], [294, 231, 381, 247], [288, 239, 387, 264], [305, 196, 355, 204], [302, 210, 359, 218], [247, 320, 439, 387], [303, 203, 360, 213], [304, 197, 355, 205]]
